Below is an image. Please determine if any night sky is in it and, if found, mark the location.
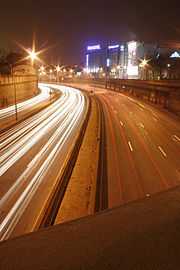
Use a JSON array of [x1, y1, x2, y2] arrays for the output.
[[1, 0, 180, 64]]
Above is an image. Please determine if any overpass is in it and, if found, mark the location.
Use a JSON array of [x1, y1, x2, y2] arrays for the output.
[[1, 185, 180, 269]]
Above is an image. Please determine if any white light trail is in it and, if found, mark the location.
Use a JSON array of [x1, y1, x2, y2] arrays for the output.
[[0, 83, 87, 240]]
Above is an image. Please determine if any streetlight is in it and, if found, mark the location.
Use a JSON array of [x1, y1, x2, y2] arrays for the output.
[[11, 65, 18, 121], [27, 49, 38, 66], [139, 58, 150, 80]]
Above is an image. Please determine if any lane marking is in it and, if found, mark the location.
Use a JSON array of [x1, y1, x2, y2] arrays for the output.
[[120, 121, 124, 127], [158, 146, 167, 158], [139, 103, 145, 109], [139, 122, 145, 129], [128, 141, 133, 152], [153, 117, 157, 122], [172, 135, 180, 142]]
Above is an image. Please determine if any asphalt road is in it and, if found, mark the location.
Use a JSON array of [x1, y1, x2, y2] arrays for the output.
[[100, 91, 180, 208], [68, 83, 180, 209], [0, 83, 87, 240]]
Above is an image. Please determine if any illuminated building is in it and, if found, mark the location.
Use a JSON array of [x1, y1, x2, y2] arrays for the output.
[[85, 41, 180, 79], [85, 43, 128, 78]]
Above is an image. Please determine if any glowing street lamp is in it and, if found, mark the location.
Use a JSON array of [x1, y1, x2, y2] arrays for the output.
[[28, 49, 38, 65], [139, 58, 150, 80], [139, 58, 150, 68], [40, 65, 45, 72], [56, 65, 60, 72]]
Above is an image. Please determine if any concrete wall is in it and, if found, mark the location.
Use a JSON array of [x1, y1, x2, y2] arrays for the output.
[[0, 75, 38, 108], [2, 186, 180, 269]]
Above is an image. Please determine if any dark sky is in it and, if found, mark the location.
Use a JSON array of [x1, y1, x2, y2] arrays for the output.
[[1, 0, 180, 64]]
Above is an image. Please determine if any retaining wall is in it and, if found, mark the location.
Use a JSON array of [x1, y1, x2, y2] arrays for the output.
[[0, 75, 38, 108]]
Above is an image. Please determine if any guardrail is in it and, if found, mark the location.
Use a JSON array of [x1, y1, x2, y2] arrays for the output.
[[106, 79, 180, 112]]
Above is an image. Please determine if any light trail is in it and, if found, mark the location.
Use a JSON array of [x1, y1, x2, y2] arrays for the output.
[[0, 83, 87, 240]]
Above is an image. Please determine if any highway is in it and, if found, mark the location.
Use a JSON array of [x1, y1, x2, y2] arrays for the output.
[[0, 86, 50, 120], [68, 83, 180, 209], [0, 83, 88, 240], [99, 90, 180, 208]]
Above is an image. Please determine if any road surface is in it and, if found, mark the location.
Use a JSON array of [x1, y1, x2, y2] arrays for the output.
[[0, 83, 88, 240], [68, 83, 180, 209]]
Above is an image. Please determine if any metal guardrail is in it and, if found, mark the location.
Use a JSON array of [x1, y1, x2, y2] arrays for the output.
[[107, 79, 180, 92]]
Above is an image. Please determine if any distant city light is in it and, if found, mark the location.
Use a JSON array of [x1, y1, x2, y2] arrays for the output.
[[40, 65, 45, 72], [120, 45, 124, 51], [139, 58, 150, 68], [86, 54, 89, 68], [56, 65, 60, 72], [111, 68, 116, 73], [170, 51, 180, 58], [108, 45, 119, 49], [128, 41, 137, 51], [106, 58, 110, 67], [127, 65, 138, 76], [87, 44, 101, 51]]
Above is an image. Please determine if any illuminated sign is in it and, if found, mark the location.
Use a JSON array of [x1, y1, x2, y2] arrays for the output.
[[108, 45, 119, 49], [170, 51, 180, 58], [87, 45, 101, 51]]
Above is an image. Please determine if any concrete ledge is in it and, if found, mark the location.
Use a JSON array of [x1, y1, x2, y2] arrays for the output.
[[1, 186, 180, 269]]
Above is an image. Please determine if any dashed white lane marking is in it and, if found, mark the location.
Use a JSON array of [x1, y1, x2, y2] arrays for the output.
[[138, 103, 145, 110], [158, 146, 167, 158], [128, 141, 133, 152], [153, 117, 158, 122], [120, 121, 124, 126], [172, 135, 180, 142], [139, 122, 145, 129]]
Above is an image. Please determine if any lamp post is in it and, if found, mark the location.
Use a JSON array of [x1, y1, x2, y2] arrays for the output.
[[56, 65, 60, 82], [139, 59, 149, 80], [11, 65, 18, 121]]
